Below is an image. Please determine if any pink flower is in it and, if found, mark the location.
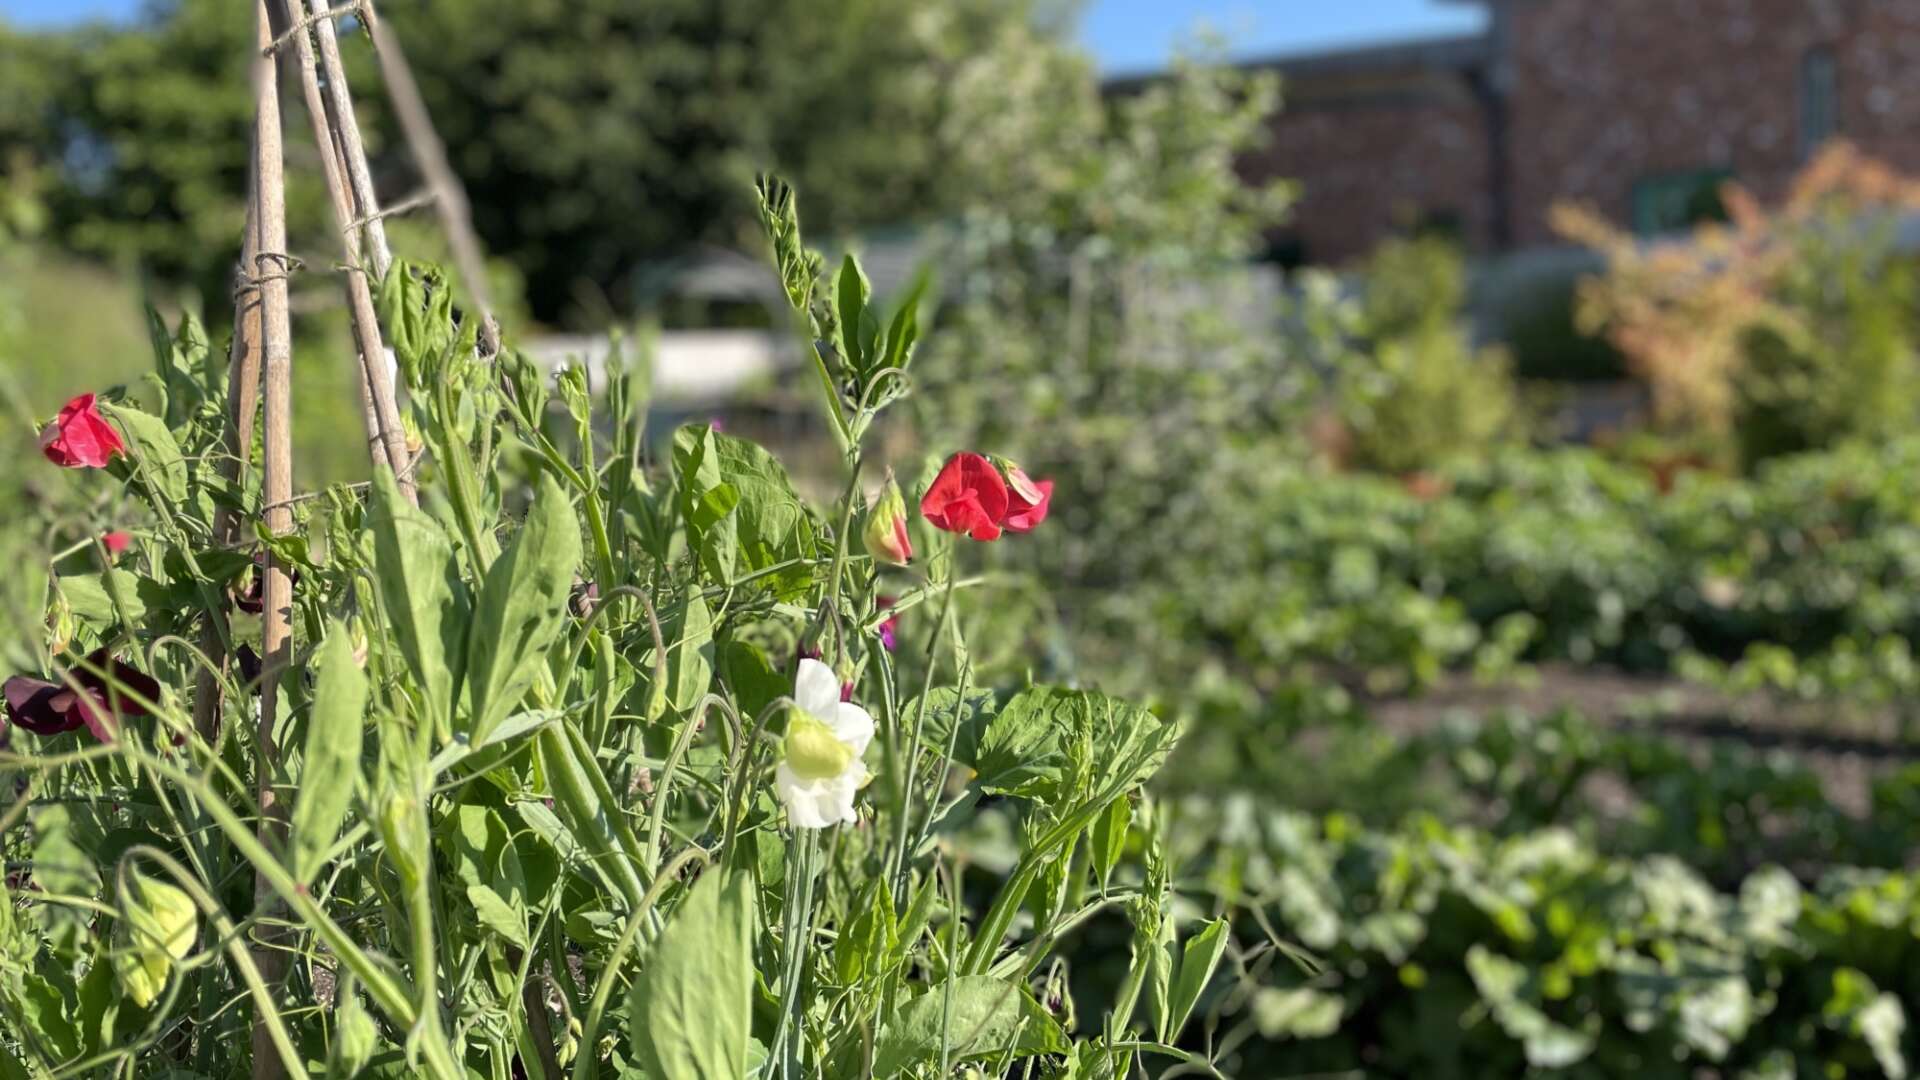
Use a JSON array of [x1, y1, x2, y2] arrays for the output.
[[920, 452, 1010, 541], [39, 393, 125, 469], [102, 531, 133, 558]]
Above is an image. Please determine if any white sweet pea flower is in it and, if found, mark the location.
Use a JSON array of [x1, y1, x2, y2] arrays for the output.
[[776, 658, 874, 829]]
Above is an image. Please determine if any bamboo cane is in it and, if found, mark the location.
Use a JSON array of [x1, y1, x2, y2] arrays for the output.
[[249, 2, 297, 1076], [267, 0, 416, 503]]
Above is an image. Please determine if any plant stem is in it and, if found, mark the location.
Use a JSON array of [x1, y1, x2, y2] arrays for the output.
[[770, 830, 819, 1077]]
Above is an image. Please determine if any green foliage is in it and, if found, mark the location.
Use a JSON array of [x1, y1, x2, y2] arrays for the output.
[[1736, 210, 1920, 464], [461, 472, 579, 742], [1159, 799, 1920, 1078], [626, 868, 756, 1080], [0, 234, 1194, 1078], [874, 976, 1069, 1076], [1329, 236, 1521, 474], [288, 622, 368, 885], [918, 57, 1300, 697], [1043, 435, 1920, 713]]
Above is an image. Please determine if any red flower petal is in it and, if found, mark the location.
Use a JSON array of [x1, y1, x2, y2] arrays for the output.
[[1002, 477, 1052, 534], [39, 393, 125, 469], [920, 453, 1009, 542]]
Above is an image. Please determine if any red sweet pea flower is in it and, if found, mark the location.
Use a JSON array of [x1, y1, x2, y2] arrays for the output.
[[997, 461, 1053, 534], [102, 531, 133, 558], [39, 393, 126, 469], [3, 649, 161, 743], [921, 452, 1010, 541]]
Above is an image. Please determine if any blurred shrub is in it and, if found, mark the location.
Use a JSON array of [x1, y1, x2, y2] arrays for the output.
[[1000, 432, 1920, 710], [1333, 236, 1521, 475], [916, 57, 1300, 697], [1736, 210, 1920, 463], [1558, 142, 1920, 466]]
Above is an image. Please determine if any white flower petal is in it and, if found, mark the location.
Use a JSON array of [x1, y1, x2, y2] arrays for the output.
[[775, 760, 860, 829], [795, 658, 841, 716], [830, 702, 875, 757]]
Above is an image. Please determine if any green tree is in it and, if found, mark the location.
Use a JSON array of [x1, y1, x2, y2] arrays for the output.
[[5, 0, 1089, 324]]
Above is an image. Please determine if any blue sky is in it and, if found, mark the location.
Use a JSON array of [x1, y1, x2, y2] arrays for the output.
[[1082, 1, 1485, 73], [0, 1, 1487, 71]]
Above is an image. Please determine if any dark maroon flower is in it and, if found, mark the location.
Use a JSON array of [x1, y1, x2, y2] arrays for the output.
[[4, 649, 161, 743], [233, 551, 299, 615], [236, 644, 262, 689]]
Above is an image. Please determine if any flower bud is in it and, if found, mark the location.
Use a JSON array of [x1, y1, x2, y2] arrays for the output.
[[113, 870, 198, 1008], [862, 473, 914, 566], [330, 980, 379, 1077], [377, 783, 430, 893], [502, 349, 550, 419]]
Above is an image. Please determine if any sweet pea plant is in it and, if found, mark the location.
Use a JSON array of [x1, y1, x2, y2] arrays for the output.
[[0, 179, 1232, 1080]]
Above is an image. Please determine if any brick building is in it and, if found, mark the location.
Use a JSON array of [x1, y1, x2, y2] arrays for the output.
[[1241, 0, 1920, 266]]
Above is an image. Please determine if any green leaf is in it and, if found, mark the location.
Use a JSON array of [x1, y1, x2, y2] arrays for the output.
[[466, 884, 530, 949], [1465, 945, 1596, 1068], [464, 473, 580, 743], [672, 426, 818, 597], [1250, 987, 1344, 1040], [915, 686, 1000, 771], [954, 686, 1177, 803], [673, 424, 740, 585], [15, 974, 81, 1061], [627, 870, 756, 1080], [253, 521, 320, 573], [444, 802, 528, 913], [57, 570, 148, 628], [101, 402, 188, 503], [1089, 795, 1131, 890], [288, 624, 367, 885], [835, 254, 870, 374], [29, 804, 100, 952], [368, 466, 467, 729], [1828, 968, 1909, 1079], [879, 266, 931, 376], [835, 880, 898, 986], [873, 975, 1069, 1076], [640, 594, 714, 720], [717, 639, 787, 725], [1165, 918, 1230, 1040]]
